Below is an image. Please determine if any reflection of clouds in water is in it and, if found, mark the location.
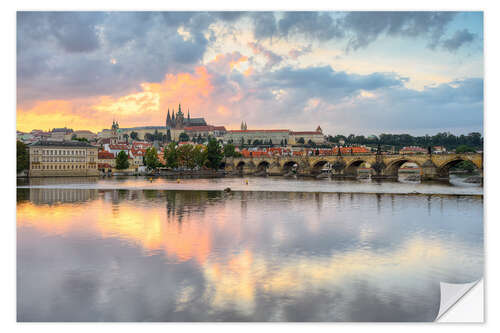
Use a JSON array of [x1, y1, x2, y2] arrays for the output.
[[17, 189, 483, 321]]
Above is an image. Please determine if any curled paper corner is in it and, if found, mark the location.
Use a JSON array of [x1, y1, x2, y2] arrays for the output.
[[435, 279, 483, 322]]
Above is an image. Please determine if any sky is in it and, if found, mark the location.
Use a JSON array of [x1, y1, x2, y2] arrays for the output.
[[16, 11, 483, 136]]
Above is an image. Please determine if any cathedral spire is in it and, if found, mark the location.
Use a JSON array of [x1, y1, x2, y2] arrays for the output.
[[187, 109, 190, 121], [166, 108, 171, 127]]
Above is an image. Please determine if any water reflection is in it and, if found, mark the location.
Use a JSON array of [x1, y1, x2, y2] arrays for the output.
[[17, 188, 483, 321]]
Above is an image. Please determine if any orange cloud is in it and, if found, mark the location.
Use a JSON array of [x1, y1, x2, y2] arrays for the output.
[[16, 66, 216, 133]]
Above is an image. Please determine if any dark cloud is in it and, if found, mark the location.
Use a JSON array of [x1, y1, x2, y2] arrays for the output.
[[267, 66, 406, 98], [247, 12, 468, 53], [17, 12, 214, 105], [341, 11, 457, 51], [441, 29, 476, 51], [278, 12, 344, 41], [252, 12, 277, 39]]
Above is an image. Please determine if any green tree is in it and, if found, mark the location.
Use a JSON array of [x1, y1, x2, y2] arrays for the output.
[[177, 144, 196, 169], [297, 137, 305, 144], [206, 138, 223, 170], [123, 133, 129, 143], [115, 150, 130, 170], [179, 132, 189, 142], [130, 131, 138, 140], [193, 145, 208, 168], [166, 129, 172, 142], [17, 141, 29, 173], [144, 147, 160, 170], [164, 142, 178, 168], [455, 145, 476, 153], [223, 143, 236, 157], [454, 160, 476, 173]]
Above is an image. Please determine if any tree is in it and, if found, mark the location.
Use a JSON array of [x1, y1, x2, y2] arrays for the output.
[[144, 133, 154, 142], [454, 160, 476, 173], [455, 145, 476, 153], [206, 138, 223, 170], [297, 137, 305, 144], [164, 142, 178, 168], [193, 145, 208, 168], [224, 143, 236, 157], [123, 133, 129, 143], [177, 144, 196, 169], [17, 141, 29, 173], [179, 132, 189, 142], [166, 129, 172, 142], [115, 150, 130, 170], [144, 147, 160, 170], [130, 131, 138, 140]]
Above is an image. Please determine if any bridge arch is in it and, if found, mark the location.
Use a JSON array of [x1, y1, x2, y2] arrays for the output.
[[384, 158, 422, 177], [282, 160, 299, 173], [436, 157, 481, 178], [344, 159, 369, 177], [311, 160, 330, 175], [236, 161, 246, 172], [257, 160, 270, 172]]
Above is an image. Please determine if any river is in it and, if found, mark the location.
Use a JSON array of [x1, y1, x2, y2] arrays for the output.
[[16, 176, 483, 321]]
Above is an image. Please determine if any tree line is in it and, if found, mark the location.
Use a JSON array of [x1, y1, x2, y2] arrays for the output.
[[115, 139, 239, 171], [326, 132, 483, 150]]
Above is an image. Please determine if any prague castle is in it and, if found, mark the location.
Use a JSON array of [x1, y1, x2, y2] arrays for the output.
[[97, 103, 324, 144]]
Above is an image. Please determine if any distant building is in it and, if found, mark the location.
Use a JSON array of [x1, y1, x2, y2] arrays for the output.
[[223, 129, 290, 145], [399, 146, 427, 154], [289, 126, 325, 144], [184, 125, 227, 139], [49, 127, 73, 141], [433, 146, 447, 154], [28, 141, 98, 177], [73, 130, 97, 141]]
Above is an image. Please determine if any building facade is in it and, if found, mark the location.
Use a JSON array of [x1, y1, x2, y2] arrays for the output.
[[289, 126, 325, 144], [28, 141, 99, 177]]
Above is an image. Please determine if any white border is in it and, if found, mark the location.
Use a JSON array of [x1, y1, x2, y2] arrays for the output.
[[3, 0, 498, 331]]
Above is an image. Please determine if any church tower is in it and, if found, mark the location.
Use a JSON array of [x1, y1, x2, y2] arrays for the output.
[[166, 108, 171, 128], [175, 103, 184, 129]]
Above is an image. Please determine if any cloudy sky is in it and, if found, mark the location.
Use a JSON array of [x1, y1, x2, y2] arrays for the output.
[[16, 11, 483, 135]]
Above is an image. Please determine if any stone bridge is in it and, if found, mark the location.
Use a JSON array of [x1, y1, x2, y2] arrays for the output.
[[222, 153, 483, 181]]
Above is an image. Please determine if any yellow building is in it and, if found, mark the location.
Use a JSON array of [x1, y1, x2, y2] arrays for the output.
[[28, 141, 99, 177]]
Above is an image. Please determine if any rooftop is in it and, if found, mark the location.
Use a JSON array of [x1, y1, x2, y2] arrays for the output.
[[29, 140, 95, 148]]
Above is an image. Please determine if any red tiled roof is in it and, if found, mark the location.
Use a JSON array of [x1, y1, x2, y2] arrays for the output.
[[109, 144, 129, 150], [98, 163, 113, 169], [290, 131, 322, 135], [98, 151, 115, 159]]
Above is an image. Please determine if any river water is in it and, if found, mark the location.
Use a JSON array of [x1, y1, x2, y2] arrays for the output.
[[16, 176, 483, 321]]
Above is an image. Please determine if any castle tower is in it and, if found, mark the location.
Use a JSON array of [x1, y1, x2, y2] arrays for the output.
[[175, 103, 184, 129]]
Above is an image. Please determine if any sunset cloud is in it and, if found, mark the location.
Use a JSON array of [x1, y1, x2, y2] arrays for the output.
[[17, 11, 483, 135]]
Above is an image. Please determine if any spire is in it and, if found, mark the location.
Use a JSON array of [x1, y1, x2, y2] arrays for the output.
[[166, 108, 171, 127], [187, 109, 190, 121], [241, 121, 244, 130]]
